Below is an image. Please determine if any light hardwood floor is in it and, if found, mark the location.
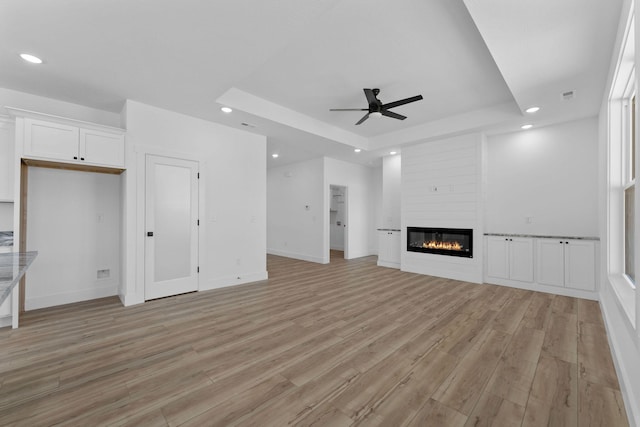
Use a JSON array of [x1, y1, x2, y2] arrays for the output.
[[0, 253, 629, 426]]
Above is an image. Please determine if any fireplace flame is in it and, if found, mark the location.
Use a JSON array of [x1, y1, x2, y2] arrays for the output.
[[422, 240, 463, 251]]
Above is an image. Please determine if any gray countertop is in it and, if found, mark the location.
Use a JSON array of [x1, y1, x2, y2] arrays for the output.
[[0, 252, 38, 307], [484, 233, 599, 241]]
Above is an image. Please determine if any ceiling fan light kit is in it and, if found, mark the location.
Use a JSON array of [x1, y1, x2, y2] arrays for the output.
[[330, 88, 423, 125]]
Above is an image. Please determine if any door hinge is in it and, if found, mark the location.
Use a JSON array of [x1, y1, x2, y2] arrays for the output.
[[197, 219, 200, 226], [197, 266, 200, 273], [197, 172, 200, 179]]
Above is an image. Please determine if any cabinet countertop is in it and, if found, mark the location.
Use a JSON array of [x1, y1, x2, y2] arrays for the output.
[[0, 252, 38, 307], [484, 233, 599, 241]]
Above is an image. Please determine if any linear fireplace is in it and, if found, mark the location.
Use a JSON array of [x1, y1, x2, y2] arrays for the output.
[[407, 227, 473, 258]]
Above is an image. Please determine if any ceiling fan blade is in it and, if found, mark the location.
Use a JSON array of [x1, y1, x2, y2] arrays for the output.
[[381, 110, 407, 120], [382, 95, 423, 110], [355, 113, 370, 125], [329, 108, 369, 111], [363, 88, 378, 106]]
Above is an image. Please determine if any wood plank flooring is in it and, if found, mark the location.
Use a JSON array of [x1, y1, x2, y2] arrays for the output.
[[0, 252, 629, 426]]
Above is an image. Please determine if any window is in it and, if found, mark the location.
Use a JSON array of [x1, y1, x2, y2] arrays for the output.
[[607, 10, 636, 326], [624, 95, 635, 284]]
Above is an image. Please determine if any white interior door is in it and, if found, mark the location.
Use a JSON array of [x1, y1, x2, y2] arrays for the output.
[[145, 155, 199, 300]]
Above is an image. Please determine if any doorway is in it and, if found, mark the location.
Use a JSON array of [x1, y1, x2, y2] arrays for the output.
[[329, 185, 347, 261], [145, 155, 199, 300]]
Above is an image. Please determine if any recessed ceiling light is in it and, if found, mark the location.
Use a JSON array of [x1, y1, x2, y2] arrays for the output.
[[221, 106, 233, 113], [19, 53, 42, 64], [521, 124, 533, 130], [390, 151, 397, 155], [272, 153, 279, 158], [354, 148, 361, 153], [525, 106, 540, 113]]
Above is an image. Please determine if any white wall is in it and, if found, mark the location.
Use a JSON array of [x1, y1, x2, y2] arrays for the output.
[[401, 133, 484, 283], [124, 100, 267, 303], [486, 117, 599, 237], [267, 156, 377, 263], [267, 157, 325, 263], [26, 167, 121, 309], [325, 157, 377, 260], [381, 155, 401, 229]]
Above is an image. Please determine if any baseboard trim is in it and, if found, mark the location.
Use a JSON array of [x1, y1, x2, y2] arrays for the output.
[[267, 249, 327, 264], [200, 271, 268, 291], [25, 285, 118, 311], [377, 259, 400, 269], [484, 277, 599, 301]]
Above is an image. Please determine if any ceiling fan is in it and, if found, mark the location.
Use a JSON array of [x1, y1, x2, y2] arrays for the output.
[[330, 88, 423, 125]]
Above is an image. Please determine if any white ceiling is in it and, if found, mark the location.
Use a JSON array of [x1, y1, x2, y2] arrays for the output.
[[0, 0, 623, 168]]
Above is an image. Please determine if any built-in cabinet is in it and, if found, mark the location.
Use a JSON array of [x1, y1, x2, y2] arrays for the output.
[[486, 236, 534, 282], [378, 229, 401, 268], [537, 239, 596, 291], [484, 234, 598, 298], [21, 116, 124, 168], [3, 108, 127, 328]]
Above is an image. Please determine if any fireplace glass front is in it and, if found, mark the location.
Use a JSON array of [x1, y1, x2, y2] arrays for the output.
[[407, 227, 473, 258]]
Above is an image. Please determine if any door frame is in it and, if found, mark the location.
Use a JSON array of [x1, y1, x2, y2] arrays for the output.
[[327, 184, 348, 261], [144, 154, 199, 300], [133, 147, 204, 304]]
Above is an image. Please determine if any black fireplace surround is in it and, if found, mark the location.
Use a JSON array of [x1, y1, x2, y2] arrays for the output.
[[407, 227, 473, 258]]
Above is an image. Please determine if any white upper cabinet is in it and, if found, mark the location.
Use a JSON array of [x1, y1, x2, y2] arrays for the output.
[[24, 119, 79, 162], [0, 119, 14, 201], [79, 128, 125, 167], [11, 109, 125, 169]]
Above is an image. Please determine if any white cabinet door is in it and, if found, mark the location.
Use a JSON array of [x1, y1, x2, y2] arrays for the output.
[[509, 238, 534, 282], [24, 118, 79, 162], [0, 121, 14, 201], [537, 239, 567, 286], [565, 240, 596, 291], [378, 230, 400, 268], [388, 231, 401, 265], [487, 237, 509, 279], [80, 129, 125, 167]]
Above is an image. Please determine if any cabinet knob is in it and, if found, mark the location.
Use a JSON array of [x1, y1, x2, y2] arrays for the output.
[[73, 156, 77, 160], [147, 232, 154, 237], [80, 157, 85, 161]]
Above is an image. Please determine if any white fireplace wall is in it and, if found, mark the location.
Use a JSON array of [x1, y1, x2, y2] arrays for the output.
[[401, 133, 484, 283]]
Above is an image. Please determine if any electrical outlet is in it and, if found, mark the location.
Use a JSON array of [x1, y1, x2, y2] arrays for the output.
[[97, 269, 110, 279]]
